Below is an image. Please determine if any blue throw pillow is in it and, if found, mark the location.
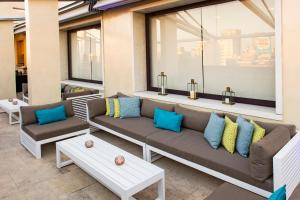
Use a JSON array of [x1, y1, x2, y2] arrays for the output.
[[155, 111, 183, 133], [119, 97, 141, 118], [236, 116, 255, 157], [204, 113, 225, 149], [268, 185, 286, 200], [153, 108, 176, 125], [108, 98, 115, 117], [35, 105, 67, 125]]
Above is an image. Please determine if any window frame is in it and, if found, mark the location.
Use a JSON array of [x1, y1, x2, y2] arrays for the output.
[[67, 24, 102, 84], [145, 0, 277, 108]]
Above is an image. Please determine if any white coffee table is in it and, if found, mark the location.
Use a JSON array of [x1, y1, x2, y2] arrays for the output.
[[0, 99, 28, 125], [56, 134, 165, 200]]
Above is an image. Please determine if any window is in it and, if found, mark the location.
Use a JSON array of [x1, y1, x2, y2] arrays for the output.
[[146, 0, 276, 107], [68, 25, 102, 83]]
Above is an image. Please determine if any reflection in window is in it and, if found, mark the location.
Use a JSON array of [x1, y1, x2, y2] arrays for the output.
[[69, 26, 102, 83], [149, 0, 275, 104]]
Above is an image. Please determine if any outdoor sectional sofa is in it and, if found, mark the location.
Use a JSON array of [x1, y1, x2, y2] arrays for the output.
[[87, 97, 300, 198], [20, 100, 90, 159]]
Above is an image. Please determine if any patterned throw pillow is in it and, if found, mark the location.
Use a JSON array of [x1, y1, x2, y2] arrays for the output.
[[105, 98, 115, 117], [119, 97, 141, 118], [222, 116, 238, 154], [105, 98, 110, 116], [114, 98, 120, 118], [251, 120, 266, 143], [236, 116, 254, 157]]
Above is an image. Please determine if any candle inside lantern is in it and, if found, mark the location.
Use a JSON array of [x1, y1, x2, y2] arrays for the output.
[[190, 91, 196, 99], [161, 85, 165, 95], [225, 97, 230, 104]]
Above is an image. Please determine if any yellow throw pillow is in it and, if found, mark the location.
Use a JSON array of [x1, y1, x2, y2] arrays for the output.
[[222, 116, 238, 154], [250, 120, 266, 143], [105, 98, 110, 116], [114, 98, 120, 118]]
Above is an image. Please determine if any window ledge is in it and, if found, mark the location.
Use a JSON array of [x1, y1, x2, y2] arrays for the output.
[[134, 91, 283, 121], [61, 80, 104, 91]]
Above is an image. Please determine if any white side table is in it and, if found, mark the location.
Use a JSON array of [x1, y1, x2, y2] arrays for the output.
[[56, 134, 165, 200], [0, 99, 28, 125]]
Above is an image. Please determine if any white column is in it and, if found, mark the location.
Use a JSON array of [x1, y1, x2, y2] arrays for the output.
[[0, 21, 16, 99], [25, 0, 61, 105]]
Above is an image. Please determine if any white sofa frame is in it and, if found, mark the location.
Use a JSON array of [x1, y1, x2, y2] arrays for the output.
[[19, 112, 90, 159], [20, 128, 89, 159], [86, 101, 300, 198]]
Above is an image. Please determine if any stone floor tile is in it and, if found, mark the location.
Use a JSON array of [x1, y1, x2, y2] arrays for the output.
[[0, 173, 18, 199]]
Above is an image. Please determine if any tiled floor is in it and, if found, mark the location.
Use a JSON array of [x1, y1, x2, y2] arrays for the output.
[[0, 113, 222, 200]]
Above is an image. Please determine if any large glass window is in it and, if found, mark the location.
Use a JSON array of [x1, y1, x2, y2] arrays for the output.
[[68, 25, 102, 83], [147, 0, 276, 106]]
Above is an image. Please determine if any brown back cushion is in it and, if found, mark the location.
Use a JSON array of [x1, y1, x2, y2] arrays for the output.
[[141, 99, 174, 119], [20, 100, 74, 125], [255, 120, 296, 137], [175, 105, 212, 132], [226, 113, 296, 137], [87, 98, 106, 119]]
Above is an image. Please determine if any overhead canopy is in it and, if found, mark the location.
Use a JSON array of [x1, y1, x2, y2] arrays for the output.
[[93, 0, 143, 11], [0, 17, 24, 21]]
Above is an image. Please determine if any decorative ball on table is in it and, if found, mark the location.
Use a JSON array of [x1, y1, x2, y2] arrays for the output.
[[8, 98, 13, 102], [12, 100, 18, 105], [115, 155, 125, 166], [85, 140, 94, 148]]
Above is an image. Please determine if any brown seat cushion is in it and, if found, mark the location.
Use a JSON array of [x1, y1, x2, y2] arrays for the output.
[[290, 183, 300, 200], [92, 116, 160, 142], [141, 99, 174, 119], [249, 126, 291, 181], [22, 117, 89, 141], [20, 100, 74, 126], [204, 183, 266, 200], [146, 129, 273, 191]]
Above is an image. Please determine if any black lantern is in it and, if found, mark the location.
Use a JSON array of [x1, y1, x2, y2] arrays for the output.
[[222, 87, 235, 105], [187, 79, 199, 100], [157, 72, 168, 96]]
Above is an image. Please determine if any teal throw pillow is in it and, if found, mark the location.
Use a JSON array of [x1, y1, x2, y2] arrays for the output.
[[153, 108, 176, 125], [35, 105, 66, 125], [236, 116, 255, 157], [268, 185, 286, 200], [204, 113, 225, 149], [119, 97, 141, 118], [155, 110, 183, 133]]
